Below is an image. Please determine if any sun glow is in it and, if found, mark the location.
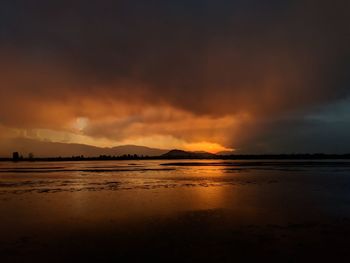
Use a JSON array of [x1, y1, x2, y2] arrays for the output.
[[6, 127, 233, 154], [184, 142, 233, 154], [73, 117, 89, 131]]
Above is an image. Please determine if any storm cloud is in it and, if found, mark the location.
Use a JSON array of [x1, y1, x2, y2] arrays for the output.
[[0, 0, 349, 153]]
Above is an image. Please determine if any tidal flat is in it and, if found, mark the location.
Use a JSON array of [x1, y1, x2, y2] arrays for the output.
[[1, 160, 350, 262]]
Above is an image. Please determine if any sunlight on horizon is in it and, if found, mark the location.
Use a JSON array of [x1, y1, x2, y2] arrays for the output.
[[4, 127, 233, 154]]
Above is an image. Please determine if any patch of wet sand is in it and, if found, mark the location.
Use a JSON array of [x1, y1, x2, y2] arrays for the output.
[[2, 160, 350, 262], [2, 208, 350, 262]]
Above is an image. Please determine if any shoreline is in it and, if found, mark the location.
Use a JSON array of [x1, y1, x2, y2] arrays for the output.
[[1, 153, 350, 162]]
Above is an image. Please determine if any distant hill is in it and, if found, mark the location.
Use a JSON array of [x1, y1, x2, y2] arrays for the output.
[[161, 149, 217, 159], [0, 138, 168, 158], [1, 139, 350, 160], [109, 145, 168, 157]]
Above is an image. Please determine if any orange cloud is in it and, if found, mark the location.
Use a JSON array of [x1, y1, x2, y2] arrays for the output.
[[0, 0, 348, 153]]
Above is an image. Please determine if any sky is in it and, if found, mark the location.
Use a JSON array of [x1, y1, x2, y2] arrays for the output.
[[0, 0, 349, 154]]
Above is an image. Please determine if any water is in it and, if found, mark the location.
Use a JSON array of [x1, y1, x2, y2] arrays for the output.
[[1, 160, 350, 261]]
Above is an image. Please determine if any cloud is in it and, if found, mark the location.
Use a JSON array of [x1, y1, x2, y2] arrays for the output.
[[0, 0, 349, 152]]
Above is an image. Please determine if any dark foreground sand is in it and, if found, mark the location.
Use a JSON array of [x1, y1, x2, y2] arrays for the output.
[[1, 160, 350, 262]]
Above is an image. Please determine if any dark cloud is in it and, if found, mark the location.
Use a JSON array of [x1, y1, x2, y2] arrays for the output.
[[234, 118, 350, 154], [0, 0, 349, 152]]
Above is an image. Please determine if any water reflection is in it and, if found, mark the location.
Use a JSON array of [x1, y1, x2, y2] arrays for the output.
[[2, 160, 350, 261], [0, 161, 350, 225]]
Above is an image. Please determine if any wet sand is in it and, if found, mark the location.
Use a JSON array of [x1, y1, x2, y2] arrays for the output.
[[1, 160, 350, 262]]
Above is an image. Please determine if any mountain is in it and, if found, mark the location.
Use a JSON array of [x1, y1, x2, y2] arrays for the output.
[[109, 145, 168, 157], [0, 138, 168, 158], [161, 149, 217, 159]]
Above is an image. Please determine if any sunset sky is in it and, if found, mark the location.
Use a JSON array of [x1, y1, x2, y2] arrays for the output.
[[0, 0, 349, 154]]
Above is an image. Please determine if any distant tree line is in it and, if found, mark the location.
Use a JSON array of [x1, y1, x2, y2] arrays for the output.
[[1, 152, 350, 162]]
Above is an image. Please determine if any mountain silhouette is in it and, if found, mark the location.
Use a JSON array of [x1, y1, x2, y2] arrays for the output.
[[0, 138, 168, 158]]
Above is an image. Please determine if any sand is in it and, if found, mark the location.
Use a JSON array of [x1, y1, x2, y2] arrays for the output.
[[1, 160, 350, 262]]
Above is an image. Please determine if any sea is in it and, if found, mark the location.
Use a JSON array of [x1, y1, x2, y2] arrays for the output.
[[1, 159, 350, 262]]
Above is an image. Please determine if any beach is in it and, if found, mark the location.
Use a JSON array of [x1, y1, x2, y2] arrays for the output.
[[1, 160, 350, 262]]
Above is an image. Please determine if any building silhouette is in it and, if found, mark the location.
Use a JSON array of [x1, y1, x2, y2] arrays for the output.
[[12, 152, 20, 161]]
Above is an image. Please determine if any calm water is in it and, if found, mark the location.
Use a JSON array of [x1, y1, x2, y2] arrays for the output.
[[1, 160, 350, 261]]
